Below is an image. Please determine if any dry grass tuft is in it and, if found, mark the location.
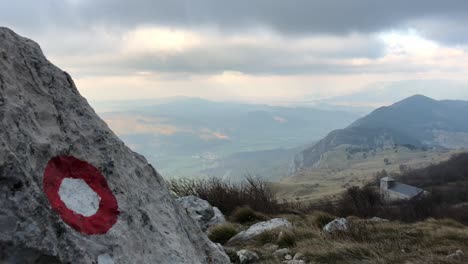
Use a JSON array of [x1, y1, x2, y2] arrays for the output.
[[208, 223, 239, 245], [232, 214, 468, 264], [230, 206, 267, 224]]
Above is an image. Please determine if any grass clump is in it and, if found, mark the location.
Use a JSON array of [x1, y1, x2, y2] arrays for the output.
[[311, 211, 336, 229], [277, 230, 296, 247], [230, 206, 266, 224], [208, 224, 239, 245], [255, 230, 279, 245]]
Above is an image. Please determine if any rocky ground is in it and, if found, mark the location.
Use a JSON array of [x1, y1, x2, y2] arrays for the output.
[[179, 196, 468, 264]]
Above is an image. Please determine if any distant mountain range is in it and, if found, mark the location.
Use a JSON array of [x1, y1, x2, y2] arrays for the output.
[[293, 95, 468, 171]]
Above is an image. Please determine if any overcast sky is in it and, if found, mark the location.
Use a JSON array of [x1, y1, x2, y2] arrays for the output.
[[2, 0, 468, 105]]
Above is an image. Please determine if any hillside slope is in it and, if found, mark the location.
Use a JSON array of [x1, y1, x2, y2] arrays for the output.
[[293, 95, 468, 171]]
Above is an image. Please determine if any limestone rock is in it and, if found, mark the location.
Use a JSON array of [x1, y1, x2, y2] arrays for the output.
[[273, 248, 291, 258], [227, 218, 291, 244], [176, 196, 226, 231], [283, 260, 306, 264], [367, 217, 389, 223], [208, 207, 227, 227], [0, 27, 229, 264], [293, 253, 307, 261], [323, 218, 349, 233], [446, 249, 464, 260], [237, 249, 259, 264]]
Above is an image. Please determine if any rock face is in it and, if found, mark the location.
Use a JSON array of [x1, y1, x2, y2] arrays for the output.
[[176, 196, 226, 231], [228, 218, 291, 244], [0, 27, 229, 263]]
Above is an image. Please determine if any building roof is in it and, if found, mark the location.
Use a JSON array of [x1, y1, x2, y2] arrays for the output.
[[381, 177, 395, 182], [389, 182, 424, 197]]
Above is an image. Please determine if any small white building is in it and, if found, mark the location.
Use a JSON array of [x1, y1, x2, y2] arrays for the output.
[[380, 177, 427, 202]]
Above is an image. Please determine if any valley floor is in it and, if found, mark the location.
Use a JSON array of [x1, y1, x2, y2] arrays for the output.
[[274, 148, 468, 202]]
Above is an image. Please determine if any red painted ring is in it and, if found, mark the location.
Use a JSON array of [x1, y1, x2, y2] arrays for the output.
[[43, 156, 119, 235]]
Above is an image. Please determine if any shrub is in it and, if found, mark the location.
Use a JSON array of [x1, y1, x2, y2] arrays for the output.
[[208, 224, 239, 245], [230, 206, 266, 224], [167, 176, 282, 215], [311, 211, 336, 229]]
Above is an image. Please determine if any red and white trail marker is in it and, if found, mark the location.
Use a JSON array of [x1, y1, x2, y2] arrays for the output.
[[43, 156, 119, 235]]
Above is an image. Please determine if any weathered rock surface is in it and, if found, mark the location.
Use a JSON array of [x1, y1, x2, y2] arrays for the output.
[[367, 217, 389, 223], [446, 249, 464, 260], [236, 249, 259, 264], [273, 248, 291, 258], [0, 27, 229, 264], [209, 206, 227, 227], [323, 218, 349, 233], [293, 253, 307, 261], [228, 218, 291, 244], [176, 196, 226, 231], [283, 260, 306, 264]]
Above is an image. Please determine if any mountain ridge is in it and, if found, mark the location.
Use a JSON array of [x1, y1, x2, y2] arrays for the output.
[[293, 95, 468, 172]]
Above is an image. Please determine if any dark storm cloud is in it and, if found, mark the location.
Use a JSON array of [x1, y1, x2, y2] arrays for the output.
[[2, 0, 468, 42], [80, 0, 468, 36], [1, 0, 467, 77]]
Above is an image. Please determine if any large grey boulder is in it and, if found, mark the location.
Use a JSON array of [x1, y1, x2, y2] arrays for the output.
[[0, 27, 229, 264], [176, 196, 226, 231], [228, 218, 291, 244]]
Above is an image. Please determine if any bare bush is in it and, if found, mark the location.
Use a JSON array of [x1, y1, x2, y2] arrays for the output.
[[167, 176, 283, 215]]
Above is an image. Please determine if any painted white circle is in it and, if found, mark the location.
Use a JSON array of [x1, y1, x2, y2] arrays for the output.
[[98, 253, 114, 264], [58, 178, 101, 217]]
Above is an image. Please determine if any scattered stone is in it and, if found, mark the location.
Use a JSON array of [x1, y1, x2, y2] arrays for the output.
[[323, 218, 349, 233], [367, 217, 389, 222], [283, 260, 306, 264], [446, 249, 464, 260], [283, 259, 306, 264], [0, 27, 229, 264], [293, 253, 307, 261], [263, 244, 279, 253], [237, 249, 259, 264], [227, 218, 292, 244], [285, 254, 293, 260], [273, 248, 291, 258]]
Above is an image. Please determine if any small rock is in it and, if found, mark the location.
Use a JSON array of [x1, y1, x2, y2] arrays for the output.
[[323, 218, 349, 233], [283, 261, 305, 264], [263, 244, 279, 253], [273, 248, 291, 258], [284, 254, 292, 260], [367, 217, 389, 222], [227, 218, 292, 244], [293, 253, 307, 261], [446, 249, 464, 260], [237, 249, 259, 264]]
